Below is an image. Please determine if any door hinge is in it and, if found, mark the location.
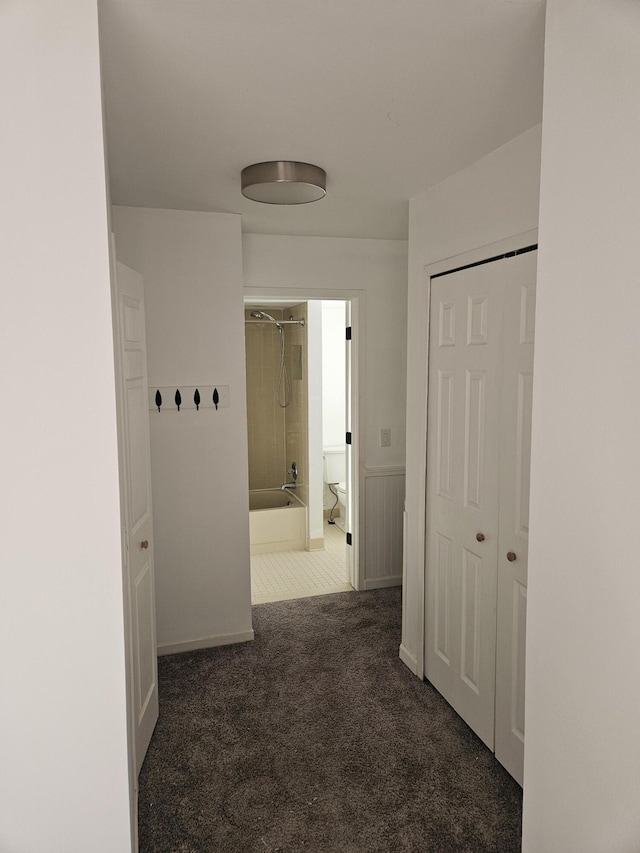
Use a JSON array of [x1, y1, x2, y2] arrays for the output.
[[346, 532, 352, 546], [346, 431, 352, 445], [346, 326, 352, 341]]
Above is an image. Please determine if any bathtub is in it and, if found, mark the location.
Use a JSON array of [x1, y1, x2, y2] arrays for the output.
[[249, 489, 307, 555]]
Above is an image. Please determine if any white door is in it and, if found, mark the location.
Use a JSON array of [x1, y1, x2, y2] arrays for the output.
[[495, 251, 536, 784], [425, 263, 505, 749], [424, 249, 536, 782], [114, 261, 159, 775], [345, 300, 357, 589]]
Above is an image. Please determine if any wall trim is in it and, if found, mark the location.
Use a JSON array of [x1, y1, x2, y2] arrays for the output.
[[363, 471, 405, 586], [307, 536, 324, 551], [157, 629, 254, 657], [364, 465, 406, 477], [364, 575, 402, 590], [399, 643, 419, 676]]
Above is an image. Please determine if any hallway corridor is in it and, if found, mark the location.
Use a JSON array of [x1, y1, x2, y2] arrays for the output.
[[138, 589, 521, 852]]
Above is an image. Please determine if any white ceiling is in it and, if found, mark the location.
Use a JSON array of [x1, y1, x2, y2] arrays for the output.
[[100, 0, 545, 240]]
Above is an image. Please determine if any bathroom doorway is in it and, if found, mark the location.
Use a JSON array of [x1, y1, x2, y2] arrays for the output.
[[243, 297, 359, 603]]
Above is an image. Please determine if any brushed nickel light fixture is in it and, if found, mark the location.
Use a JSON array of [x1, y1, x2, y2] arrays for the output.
[[241, 161, 326, 204]]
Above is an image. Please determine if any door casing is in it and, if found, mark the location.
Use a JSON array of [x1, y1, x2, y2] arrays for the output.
[[244, 287, 365, 590]]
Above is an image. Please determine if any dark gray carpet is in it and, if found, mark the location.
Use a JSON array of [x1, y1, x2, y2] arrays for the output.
[[139, 588, 522, 852]]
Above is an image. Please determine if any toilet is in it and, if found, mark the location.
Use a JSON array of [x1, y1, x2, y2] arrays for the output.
[[322, 447, 347, 531]]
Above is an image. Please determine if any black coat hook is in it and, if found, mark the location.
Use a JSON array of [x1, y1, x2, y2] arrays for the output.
[[175, 389, 182, 411], [155, 390, 162, 412], [194, 389, 201, 411], [213, 388, 219, 410]]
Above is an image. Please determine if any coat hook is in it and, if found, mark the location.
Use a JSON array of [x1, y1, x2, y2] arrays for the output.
[[213, 388, 219, 410], [175, 389, 182, 411], [155, 390, 162, 412], [194, 389, 201, 411]]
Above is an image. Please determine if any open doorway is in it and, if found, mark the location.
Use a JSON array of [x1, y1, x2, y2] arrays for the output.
[[243, 297, 357, 603]]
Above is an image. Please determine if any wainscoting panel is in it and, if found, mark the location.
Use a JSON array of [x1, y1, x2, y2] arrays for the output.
[[363, 467, 405, 589]]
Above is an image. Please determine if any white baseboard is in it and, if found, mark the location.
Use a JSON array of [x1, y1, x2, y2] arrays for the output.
[[250, 538, 305, 555], [399, 642, 419, 676], [307, 536, 325, 551], [157, 629, 254, 657], [363, 465, 406, 477], [363, 575, 402, 590]]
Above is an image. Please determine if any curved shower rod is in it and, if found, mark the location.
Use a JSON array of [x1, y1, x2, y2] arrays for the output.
[[244, 317, 306, 326]]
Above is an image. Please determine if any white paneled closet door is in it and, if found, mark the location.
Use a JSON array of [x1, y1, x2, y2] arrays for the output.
[[495, 251, 536, 785], [425, 249, 536, 784], [425, 263, 505, 750]]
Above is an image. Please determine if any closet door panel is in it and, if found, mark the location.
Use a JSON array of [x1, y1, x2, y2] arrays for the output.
[[495, 252, 537, 785], [426, 289, 463, 698], [426, 265, 504, 749]]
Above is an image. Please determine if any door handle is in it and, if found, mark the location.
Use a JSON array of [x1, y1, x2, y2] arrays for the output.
[[506, 551, 516, 562], [140, 540, 149, 550], [476, 532, 485, 542]]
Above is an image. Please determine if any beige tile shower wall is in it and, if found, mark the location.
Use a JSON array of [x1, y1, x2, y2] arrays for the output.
[[245, 308, 286, 489], [284, 303, 308, 506]]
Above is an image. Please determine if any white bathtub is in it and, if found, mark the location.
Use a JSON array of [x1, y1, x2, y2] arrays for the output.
[[249, 489, 307, 555]]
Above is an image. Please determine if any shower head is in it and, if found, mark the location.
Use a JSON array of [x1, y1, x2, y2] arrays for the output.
[[250, 310, 283, 330]]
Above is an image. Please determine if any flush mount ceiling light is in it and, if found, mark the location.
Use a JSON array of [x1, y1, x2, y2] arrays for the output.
[[241, 161, 326, 204]]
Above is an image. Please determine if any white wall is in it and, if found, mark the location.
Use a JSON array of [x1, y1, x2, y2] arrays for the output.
[[0, 2, 132, 850], [112, 207, 253, 653], [402, 125, 542, 671], [243, 234, 408, 469], [523, 2, 640, 849]]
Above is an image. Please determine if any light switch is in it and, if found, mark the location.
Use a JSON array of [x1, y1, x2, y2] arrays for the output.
[[380, 428, 391, 447]]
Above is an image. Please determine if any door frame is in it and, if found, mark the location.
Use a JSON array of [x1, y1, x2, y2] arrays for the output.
[[404, 229, 538, 681], [243, 286, 365, 591]]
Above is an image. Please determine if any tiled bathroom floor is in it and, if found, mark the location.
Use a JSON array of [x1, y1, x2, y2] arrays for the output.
[[251, 522, 352, 604]]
